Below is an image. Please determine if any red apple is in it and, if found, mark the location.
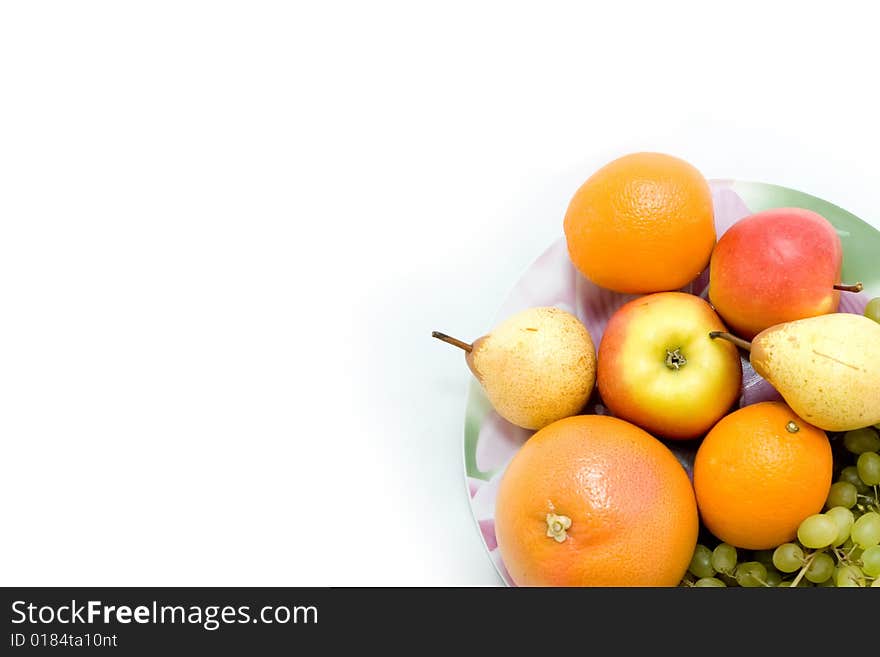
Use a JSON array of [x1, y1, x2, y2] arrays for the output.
[[597, 292, 742, 440], [708, 207, 847, 340]]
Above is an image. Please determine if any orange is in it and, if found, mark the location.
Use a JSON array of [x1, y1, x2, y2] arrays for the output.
[[563, 152, 715, 294], [693, 401, 833, 550], [494, 414, 698, 586]]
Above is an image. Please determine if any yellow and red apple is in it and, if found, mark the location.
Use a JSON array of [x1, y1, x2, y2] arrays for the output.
[[708, 207, 845, 340], [597, 292, 742, 440]]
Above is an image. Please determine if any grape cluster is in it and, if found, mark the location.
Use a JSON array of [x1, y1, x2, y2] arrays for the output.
[[682, 424, 880, 587]]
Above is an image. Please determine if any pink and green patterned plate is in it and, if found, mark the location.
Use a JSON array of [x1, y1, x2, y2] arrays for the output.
[[463, 180, 880, 586]]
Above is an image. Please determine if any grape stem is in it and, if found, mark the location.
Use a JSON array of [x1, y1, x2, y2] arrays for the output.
[[833, 282, 864, 293], [789, 552, 816, 588], [719, 573, 738, 587]]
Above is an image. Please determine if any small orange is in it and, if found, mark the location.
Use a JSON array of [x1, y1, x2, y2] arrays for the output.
[[495, 414, 698, 586], [563, 152, 715, 294], [693, 401, 833, 550]]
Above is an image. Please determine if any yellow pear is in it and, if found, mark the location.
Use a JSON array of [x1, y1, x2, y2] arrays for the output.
[[710, 313, 880, 431], [433, 306, 596, 430]]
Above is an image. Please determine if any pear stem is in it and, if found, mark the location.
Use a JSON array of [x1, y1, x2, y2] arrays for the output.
[[834, 282, 864, 293], [432, 331, 473, 353], [709, 331, 752, 352]]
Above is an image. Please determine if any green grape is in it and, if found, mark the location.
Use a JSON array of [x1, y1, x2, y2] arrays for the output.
[[835, 565, 865, 587], [711, 543, 737, 575], [735, 561, 767, 587], [852, 512, 880, 548], [857, 452, 880, 486], [839, 466, 871, 494], [860, 545, 880, 577], [826, 482, 858, 509], [773, 543, 805, 573], [798, 514, 838, 549], [694, 577, 726, 587], [816, 577, 835, 587], [776, 578, 812, 587], [842, 538, 864, 562], [688, 544, 715, 579], [865, 297, 880, 323], [873, 578, 880, 588], [805, 552, 835, 583], [763, 568, 782, 587], [826, 506, 855, 546], [844, 427, 880, 455]]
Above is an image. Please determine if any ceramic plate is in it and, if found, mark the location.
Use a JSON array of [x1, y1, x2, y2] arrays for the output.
[[463, 180, 880, 586]]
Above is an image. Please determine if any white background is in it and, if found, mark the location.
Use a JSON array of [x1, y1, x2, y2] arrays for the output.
[[1, 1, 879, 586]]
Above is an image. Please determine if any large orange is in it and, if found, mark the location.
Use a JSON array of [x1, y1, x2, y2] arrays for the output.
[[494, 414, 698, 586], [563, 152, 715, 294], [693, 401, 832, 550]]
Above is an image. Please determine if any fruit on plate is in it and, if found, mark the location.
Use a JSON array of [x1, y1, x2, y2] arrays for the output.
[[432, 306, 596, 430], [708, 207, 863, 340], [562, 152, 715, 294], [495, 414, 698, 586], [753, 427, 880, 587], [596, 292, 742, 440], [693, 401, 832, 550], [711, 313, 880, 431], [683, 427, 880, 587]]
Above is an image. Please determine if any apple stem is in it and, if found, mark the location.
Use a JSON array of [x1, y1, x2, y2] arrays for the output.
[[432, 331, 473, 353], [834, 282, 864, 293], [709, 330, 752, 352]]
